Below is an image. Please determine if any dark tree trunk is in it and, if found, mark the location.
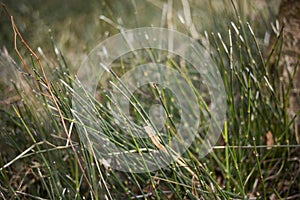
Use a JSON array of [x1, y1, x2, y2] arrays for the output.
[[269, 0, 300, 134]]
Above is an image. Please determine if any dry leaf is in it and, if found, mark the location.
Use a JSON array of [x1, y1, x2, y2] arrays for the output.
[[265, 131, 274, 150]]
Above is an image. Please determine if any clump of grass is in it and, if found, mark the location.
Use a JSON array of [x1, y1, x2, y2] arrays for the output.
[[1, 1, 299, 200]]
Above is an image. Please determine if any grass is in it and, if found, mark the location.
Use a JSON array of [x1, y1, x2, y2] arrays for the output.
[[0, 0, 299, 199]]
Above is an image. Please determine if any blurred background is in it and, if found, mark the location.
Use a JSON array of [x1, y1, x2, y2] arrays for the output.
[[0, 0, 280, 66]]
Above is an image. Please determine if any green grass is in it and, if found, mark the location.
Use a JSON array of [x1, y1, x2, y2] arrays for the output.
[[0, 0, 299, 199]]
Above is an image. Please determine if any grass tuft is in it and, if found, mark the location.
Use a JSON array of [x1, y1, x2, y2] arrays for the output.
[[0, 1, 299, 199]]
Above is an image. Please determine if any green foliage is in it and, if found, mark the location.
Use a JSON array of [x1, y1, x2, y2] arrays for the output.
[[0, 0, 299, 199]]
